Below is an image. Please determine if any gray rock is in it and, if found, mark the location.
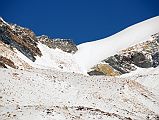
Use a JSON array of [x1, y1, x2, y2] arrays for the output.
[[0, 19, 42, 62], [104, 54, 136, 74], [90, 32, 159, 76], [152, 52, 159, 67], [38, 35, 78, 54], [132, 52, 152, 68], [88, 70, 105, 76]]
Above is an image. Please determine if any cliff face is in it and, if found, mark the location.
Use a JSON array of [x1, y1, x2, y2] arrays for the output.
[[0, 18, 42, 62], [88, 33, 159, 76], [0, 18, 78, 70]]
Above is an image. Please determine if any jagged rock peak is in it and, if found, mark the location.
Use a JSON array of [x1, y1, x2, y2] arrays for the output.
[[37, 35, 78, 54]]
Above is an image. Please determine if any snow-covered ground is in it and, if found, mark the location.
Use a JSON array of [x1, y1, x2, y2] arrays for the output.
[[120, 67, 159, 92], [15, 43, 83, 74], [74, 16, 159, 73], [0, 68, 159, 120]]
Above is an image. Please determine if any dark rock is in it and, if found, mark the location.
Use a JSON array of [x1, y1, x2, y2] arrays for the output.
[[0, 31, 36, 61], [105, 54, 136, 74], [132, 52, 152, 68], [0, 19, 42, 62], [88, 70, 105, 76], [152, 33, 159, 43], [152, 52, 159, 68], [38, 35, 78, 54], [0, 62, 7, 68], [0, 56, 16, 68]]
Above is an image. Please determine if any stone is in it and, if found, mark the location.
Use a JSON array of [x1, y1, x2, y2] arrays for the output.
[[132, 52, 152, 68], [0, 19, 42, 62], [38, 35, 78, 54], [88, 64, 121, 76], [0, 56, 16, 68], [152, 52, 159, 67], [105, 55, 136, 74]]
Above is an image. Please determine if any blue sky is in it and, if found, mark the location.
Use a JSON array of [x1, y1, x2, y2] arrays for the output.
[[0, 0, 159, 44]]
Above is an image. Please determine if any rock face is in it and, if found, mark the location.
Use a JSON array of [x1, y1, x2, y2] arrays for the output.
[[0, 40, 33, 70], [38, 35, 78, 54], [0, 56, 16, 68], [0, 18, 78, 69], [152, 52, 159, 67], [0, 18, 42, 62], [88, 33, 159, 76], [88, 63, 120, 76]]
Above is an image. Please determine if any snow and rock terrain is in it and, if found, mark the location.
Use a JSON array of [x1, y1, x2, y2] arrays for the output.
[[0, 16, 159, 120], [0, 17, 81, 73], [0, 68, 159, 120], [74, 16, 159, 73]]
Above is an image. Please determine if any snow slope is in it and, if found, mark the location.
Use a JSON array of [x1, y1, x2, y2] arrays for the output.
[[0, 68, 159, 120], [120, 67, 159, 92], [74, 16, 159, 73], [15, 43, 83, 74]]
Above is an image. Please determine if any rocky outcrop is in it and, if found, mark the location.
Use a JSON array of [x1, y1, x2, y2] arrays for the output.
[[88, 64, 120, 76], [0, 17, 78, 70], [0, 62, 7, 68], [89, 33, 159, 76], [152, 52, 159, 67], [131, 52, 152, 68], [38, 35, 78, 54], [0, 41, 33, 70], [104, 54, 136, 74], [0, 18, 42, 62], [0, 56, 16, 68]]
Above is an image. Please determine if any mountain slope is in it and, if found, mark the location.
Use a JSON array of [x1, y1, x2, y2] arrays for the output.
[[0, 17, 82, 73], [74, 16, 159, 73], [0, 16, 159, 120], [0, 68, 159, 120], [1, 16, 159, 75], [88, 32, 159, 76]]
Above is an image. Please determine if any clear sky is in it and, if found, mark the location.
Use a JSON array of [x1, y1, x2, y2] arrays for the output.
[[0, 0, 159, 44]]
